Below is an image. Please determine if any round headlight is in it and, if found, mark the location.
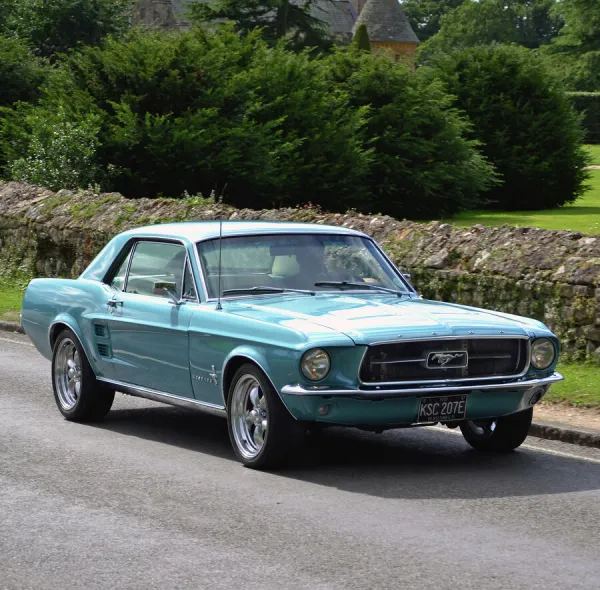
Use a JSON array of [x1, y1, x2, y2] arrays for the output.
[[531, 338, 555, 370], [301, 348, 331, 381]]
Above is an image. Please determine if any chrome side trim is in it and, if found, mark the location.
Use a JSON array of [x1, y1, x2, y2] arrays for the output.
[[358, 336, 532, 387], [98, 378, 226, 417], [280, 372, 563, 399]]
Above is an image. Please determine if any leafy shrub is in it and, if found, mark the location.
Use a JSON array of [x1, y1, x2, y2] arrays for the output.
[[324, 48, 496, 218], [430, 44, 589, 210], [1, 28, 498, 219], [568, 92, 600, 144], [3, 103, 102, 190], [25, 28, 368, 208]]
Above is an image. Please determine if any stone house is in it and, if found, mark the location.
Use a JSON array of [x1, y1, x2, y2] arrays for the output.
[[132, 0, 419, 64]]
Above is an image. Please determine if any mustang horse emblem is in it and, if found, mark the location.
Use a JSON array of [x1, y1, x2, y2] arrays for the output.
[[427, 352, 468, 368]]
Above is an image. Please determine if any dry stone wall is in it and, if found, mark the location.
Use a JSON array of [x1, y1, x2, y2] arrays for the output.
[[1, 181, 599, 360]]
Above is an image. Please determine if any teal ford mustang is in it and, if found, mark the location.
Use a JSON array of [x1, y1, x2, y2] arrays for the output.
[[21, 221, 563, 468]]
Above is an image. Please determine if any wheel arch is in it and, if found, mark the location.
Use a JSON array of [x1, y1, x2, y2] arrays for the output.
[[221, 350, 286, 411], [48, 317, 94, 373]]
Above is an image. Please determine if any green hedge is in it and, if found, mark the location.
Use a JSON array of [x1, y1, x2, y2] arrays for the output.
[[431, 45, 589, 211], [568, 92, 600, 144]]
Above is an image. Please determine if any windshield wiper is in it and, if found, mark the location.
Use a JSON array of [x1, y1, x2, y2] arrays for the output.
[[222, 286, 316, 296], [314, 281, 404, 297]]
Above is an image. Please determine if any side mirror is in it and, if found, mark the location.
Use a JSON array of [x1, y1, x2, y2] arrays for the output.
[[153, 281, 182, 306]]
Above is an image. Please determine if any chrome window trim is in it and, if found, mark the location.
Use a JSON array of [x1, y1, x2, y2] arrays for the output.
[[193, 231, 414, 301], [118, 238, 200, 303], [281, 371, 564, 399], [357, 335, 532, 387], [192, 237, 210, 302], [97, 377, 226, 417]]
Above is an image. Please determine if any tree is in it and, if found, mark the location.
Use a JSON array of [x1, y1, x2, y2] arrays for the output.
[[3, 0, 131, 60], [0, 34, 48, 177], [544, 0, 600, 90], [5, 28, 368, 206], [324, 48, 496, 219], [189, 0, 333, 50], [353, 23, 371, 52], [0, 34, 46, 108], [430, 44, 589, 211], [401, 0, 467, 43], [419, 0, 562, 62]]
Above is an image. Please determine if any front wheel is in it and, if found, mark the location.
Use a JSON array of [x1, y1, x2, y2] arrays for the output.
[[460, 408, 533, 452], [227, 363, 302, 469], [52, 329, 115, 422]]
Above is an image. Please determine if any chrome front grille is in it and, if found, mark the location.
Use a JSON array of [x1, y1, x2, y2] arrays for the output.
[[359, 338, 529, 384]]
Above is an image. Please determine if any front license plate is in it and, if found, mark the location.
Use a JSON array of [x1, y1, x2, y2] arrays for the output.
[[417, 394, 468, 423]]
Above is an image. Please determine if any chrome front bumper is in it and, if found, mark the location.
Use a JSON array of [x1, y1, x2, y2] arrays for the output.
[[281, 372, 564, 399]]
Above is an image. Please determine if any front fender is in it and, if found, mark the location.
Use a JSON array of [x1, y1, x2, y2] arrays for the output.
[[221, 344, 300, 416]]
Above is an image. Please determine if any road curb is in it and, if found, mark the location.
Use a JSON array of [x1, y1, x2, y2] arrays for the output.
[[529, 420, 600, 449], [0, 320, 24, 334], [2, 317, 599, 448]]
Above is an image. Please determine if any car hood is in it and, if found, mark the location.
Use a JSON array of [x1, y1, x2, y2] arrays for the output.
[[226, 294, 543, 345]]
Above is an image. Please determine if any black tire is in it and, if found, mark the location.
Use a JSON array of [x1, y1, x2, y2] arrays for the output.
[[51, 328, 115, 422], [226, 363, 303, 469], [460, 408, 533, 452]]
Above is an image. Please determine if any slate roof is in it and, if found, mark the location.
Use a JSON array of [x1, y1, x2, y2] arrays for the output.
[[151, 0, 418, 44], [353, 0, 419, 44], [309, 1, 357, 40]]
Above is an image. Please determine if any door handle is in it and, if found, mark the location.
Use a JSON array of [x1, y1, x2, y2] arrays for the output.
[[107, 299, 124, 308]]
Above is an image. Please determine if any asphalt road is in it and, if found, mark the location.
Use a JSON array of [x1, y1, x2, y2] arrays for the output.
[[2, 334, 600, 590]]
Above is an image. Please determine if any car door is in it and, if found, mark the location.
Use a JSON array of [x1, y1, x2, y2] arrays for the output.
[[105, 239, 197, 397]]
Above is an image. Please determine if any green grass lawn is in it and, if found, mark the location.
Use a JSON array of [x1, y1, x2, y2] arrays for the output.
[[546, 363, 600, 409], [0, 287, 24, 322], [586, 143, 600, 166], [450, 145, 600, 234]]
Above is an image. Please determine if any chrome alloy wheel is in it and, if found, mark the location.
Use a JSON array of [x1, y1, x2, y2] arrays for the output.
[[465, 419, 497, 438], [231, 375, 268, 460], [54, 338, 82, 410]]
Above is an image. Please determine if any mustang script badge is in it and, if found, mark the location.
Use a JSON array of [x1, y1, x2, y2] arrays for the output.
[[426, 351, 468, 369]]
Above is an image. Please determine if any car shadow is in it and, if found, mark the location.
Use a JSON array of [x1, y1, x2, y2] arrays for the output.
[[95, 404, 600, 501]]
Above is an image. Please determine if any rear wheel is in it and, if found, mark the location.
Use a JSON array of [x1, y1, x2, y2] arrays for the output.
[[460, 408, 533, 452], [52, 329, 114, 422], [227, 363, 302, 469]]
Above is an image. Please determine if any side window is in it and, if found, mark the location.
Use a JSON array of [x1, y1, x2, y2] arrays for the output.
[[126, 242, 186, 298], [110, 250, 132, 291], [182, 261, 197, 301]]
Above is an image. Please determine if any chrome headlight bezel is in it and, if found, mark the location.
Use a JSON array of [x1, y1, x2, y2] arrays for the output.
[[301, 348, 331, 381], [531, 338, 555, 370]]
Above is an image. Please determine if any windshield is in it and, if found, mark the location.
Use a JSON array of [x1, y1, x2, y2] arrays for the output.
[[196, 234, 411, 299]]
